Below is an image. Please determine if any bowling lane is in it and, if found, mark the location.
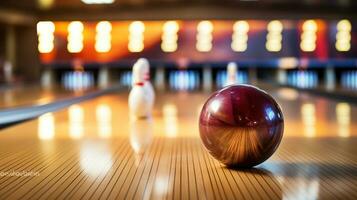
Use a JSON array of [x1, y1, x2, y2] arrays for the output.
[[0, 88, 357, 199], [268, 86, 357, 138], [0, 84, 96, 109]]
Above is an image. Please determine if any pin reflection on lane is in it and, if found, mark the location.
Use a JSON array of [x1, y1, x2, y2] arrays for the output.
[[130, 118, 153, 155], [130, 118, 154, 166]]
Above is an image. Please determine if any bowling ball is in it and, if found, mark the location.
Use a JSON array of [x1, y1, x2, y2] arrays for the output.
[[199, 85, 284, 168]]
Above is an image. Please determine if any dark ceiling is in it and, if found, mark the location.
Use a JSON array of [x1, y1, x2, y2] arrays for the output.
[[0, 0, 354, 10], [0, 0, 356, 21]]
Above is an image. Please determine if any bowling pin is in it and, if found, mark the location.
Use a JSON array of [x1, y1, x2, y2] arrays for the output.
[[352, 72, 357, 90], [173, 71, 177, 90], [347, 71, 351, 89], [311, 71, 315, 88], [41, 69, 54, 90], [4, 61, 13, 83], [185, 71, 189, 90], [177, 71, 182, 90], [136, 58, 155, 102], [126, 72, 130, 87], [189, 71, 193, 90], [69, 72, 74, 90], [353, 71, 357, 90], [128, 62, 153, 118], [226, 62, 238, 86], [351, 71, 354, 89], [195, 71, 200, 90], [187, 71, 191, 90]]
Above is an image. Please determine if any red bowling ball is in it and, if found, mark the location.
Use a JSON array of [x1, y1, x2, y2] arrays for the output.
[[199, 85, 284, 168]]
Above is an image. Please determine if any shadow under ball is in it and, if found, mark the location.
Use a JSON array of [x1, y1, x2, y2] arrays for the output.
[[199, 85, 284, 168]]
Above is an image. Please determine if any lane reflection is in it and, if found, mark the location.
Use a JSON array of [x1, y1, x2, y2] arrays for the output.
[[3, 90, 14, 107], [263, 162, 319, 200], [276, 88, 299, 101], [38, 113, 55, 140], [80, 141, 113, 178], [336, 102, 351, 138], [163, 104, 178, 138], [36, 91, 55, 105], [96, 104, 112, 138], [228, 167, 283, 199], [301, 103, 316, 138], [69, 105, 84, 139], [153, 175, 170, 198]]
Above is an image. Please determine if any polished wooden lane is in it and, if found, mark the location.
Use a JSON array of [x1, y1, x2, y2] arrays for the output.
[[0, 89, 356, 199], [0, 84, 92, 109]]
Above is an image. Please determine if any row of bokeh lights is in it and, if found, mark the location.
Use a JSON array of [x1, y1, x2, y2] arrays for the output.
[[36, 19, 352, 54]]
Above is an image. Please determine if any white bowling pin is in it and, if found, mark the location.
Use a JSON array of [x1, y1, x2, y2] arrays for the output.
[[69, 72, 74, 90], [189, 71, 194, 90], [226, 62, 238, 86], [128, 62, 153, 118], [4, 61, 13, 83], [137, 58, 155, 102]]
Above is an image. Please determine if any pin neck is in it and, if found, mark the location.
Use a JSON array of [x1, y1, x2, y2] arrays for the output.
[[144, 73, 150, 81], [135, 82, 144, 86]]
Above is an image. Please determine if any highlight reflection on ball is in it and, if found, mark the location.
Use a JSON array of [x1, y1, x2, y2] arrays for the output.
[[199, 85, 284, 168]]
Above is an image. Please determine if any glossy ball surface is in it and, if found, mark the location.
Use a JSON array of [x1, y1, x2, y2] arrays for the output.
[[199, 85, 284, 168]]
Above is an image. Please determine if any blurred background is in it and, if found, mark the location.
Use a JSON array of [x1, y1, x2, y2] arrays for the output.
[[0, 0, 356, 101], [0, 2, 357, 199]]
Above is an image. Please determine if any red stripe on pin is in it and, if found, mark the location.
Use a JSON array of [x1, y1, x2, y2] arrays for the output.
[[135, 82, 144, 86]]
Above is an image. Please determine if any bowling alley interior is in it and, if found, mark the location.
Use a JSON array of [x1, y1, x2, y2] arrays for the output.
[[1, 0, 357, 199]]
